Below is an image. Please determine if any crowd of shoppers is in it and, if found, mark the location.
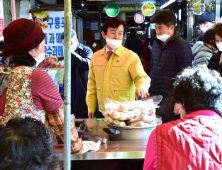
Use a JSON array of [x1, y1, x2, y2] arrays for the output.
[[142, 11, 222, 170], [0, 8, 221, 170]]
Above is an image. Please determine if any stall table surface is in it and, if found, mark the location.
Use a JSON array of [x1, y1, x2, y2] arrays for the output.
[[55, 118, 148, 161]]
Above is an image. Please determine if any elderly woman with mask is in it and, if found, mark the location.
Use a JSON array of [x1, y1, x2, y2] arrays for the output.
[[143, 67, 222, 170], [192, 29, 217, 66], [208, 23, 222, 76], [0, 18, 99, 154]]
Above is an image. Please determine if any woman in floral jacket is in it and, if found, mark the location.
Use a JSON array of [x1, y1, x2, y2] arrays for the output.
[[0, 18, 99, 154]]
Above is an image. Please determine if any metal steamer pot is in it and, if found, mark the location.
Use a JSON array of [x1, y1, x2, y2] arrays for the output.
[[103, 118, 162, 141]]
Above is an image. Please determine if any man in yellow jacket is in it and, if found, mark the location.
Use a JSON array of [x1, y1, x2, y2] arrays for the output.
[[86, 17, 151, 118]]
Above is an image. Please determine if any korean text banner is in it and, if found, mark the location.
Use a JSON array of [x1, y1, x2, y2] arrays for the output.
[[32, 11, 65, 68], [32, 11, 64, 67]]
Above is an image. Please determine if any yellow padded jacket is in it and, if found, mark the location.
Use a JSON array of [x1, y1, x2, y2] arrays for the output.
[[86, 44, 151, 113]]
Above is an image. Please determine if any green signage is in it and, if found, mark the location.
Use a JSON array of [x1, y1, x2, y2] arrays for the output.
[[106, 3, 120, 17], [93, 118, 105, 122]]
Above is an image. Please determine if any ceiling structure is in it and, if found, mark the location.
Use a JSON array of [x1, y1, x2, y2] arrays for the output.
[[56, 0, 161, 12], [53, 0, 188, 29]]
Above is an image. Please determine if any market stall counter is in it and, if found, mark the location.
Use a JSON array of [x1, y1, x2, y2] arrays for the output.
[[55, 118, 148, 161]]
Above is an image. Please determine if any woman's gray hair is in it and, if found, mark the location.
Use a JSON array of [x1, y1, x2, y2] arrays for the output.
[[174, 67, 222, 116], [60, 29, 76, 41]]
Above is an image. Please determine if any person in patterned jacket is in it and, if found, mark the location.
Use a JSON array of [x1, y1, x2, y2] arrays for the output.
[[0, 18, 100, 154]]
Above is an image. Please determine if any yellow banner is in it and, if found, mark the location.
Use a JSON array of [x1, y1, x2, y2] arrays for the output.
[[141, 3, 156, 17], [193, 1, 201, 15]]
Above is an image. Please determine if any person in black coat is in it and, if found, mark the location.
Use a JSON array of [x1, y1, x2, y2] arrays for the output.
[[149, 10, 192, 123], [125, 28, 144, 57], [208, 23, 222, 76], [61, 30, 98, 118]]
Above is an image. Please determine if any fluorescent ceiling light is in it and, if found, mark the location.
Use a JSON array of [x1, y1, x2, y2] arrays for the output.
[[179, 9, 181, 21], [160, 0, 176, 9]]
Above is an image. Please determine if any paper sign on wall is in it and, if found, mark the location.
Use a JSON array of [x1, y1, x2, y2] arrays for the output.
[[95, 33, 100, 40], [91, 20, 98, 32]]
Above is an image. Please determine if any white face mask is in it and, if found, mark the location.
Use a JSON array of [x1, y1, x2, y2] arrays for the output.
[[106, 37, 122, 50], [71, 39, 78, 52], [71, 44, 77, 52], [200, 23, 214, 33], [216, 42, 222, 52], [157, 34, 170, 42], [34, 49, 45, 67], [200, 27, 207, 33]]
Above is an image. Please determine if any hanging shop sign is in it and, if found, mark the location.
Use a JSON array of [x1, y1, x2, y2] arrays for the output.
[[0, 18, 3, 37], [134, 12, 145, 24], [141, 2, 156, 17], [106, 3, 120, 17], [193, 1, 205, 15]]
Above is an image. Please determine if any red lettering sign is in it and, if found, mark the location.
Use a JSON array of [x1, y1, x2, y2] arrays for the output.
[[143, 6, 148, 10], [0, 18, 3, 37]]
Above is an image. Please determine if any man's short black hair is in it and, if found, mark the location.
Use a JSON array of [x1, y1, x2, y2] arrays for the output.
[[103, 17, 126, 35], [0, 117, 60, 170], [203, 29, 214, 44], [130, 28, 136, 34], [154, 10, 176, 27], [60, 29, 76, 41], [198, 12, 215, 24], [174, 67, 222, 115]]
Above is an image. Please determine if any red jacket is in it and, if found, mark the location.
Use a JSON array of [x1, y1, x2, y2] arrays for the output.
[[156, 110, 222, 170]]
